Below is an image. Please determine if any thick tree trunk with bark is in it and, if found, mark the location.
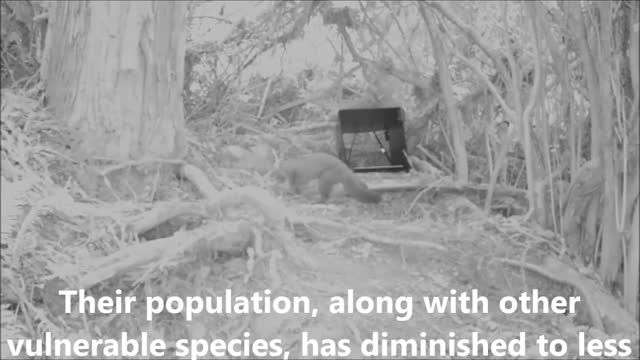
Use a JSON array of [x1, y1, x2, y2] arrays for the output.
[[43, 1, 187, 160]]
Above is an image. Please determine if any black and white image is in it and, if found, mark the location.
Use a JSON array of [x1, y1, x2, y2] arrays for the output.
[[1, 1, 638, 359]]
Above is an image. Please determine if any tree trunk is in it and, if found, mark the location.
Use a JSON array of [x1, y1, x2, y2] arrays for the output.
[[570, 1, 602, 161], [44, 1, 187, 160], [420, 4, 468, 182], [592, 1, 624, 285]]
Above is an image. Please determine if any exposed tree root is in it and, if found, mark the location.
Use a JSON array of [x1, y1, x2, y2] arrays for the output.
[[499, 256, 638, 334]]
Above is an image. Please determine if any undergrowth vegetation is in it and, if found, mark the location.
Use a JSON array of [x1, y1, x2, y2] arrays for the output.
[[1, 0, 638, 359]]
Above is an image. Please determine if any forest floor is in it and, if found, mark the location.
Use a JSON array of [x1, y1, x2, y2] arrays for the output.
[[253, 185, 571, 359], [2, 90, 636, 359]]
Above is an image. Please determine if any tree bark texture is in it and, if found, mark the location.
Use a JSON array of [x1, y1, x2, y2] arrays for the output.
[[45, 1, 187, 160]]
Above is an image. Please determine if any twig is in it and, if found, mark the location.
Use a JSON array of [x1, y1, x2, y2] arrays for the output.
[[417, 144, 452, 175], [188, 15, 232, 24], [405, 179, 446, 216], [281, 121, 334, 133], [97, 158, 184, 177], [257, 77, 273, 119]]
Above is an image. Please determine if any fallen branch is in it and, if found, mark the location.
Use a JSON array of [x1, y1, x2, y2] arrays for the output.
[[200, 186, 318, 269], [97, 158, 184, 177], [369, 179, 529, 205], [41, 163, 323, 292], [76, 222, 253, 289], [156, 162, 317, 267], [128, 201, 205, 234], [180, 163, 219, 200], [203, 186, 291, 227], [257, 77, 273, 119], [417, 145, 452, 175], [261, 91, 329, 120], [293, 216, 447, 251], [280, 121, 334, 134]]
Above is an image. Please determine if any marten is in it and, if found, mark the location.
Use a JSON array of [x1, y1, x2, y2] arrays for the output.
[[273, 153, 382, 203]]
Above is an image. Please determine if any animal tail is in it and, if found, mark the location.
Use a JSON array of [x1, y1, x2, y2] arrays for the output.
[[341, 176, 382, 203]]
